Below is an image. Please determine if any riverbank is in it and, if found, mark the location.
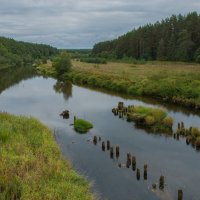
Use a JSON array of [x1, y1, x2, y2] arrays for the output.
[[36, 60, 200, 111], [67, 60, 200, 111], [0, 112, 94, 200]]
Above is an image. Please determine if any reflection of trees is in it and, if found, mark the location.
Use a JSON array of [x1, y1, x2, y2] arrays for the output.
[[0, 67, 36, 94], [53, 81, 72, 101]]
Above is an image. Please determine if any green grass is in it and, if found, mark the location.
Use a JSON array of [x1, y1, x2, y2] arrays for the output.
[[0, 112, 94, 200], [127, 105, 173, 134], [74, 119, 93, 133], [68, 60, 200, 110]]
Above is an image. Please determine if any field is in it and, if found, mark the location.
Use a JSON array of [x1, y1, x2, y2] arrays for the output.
[[69, 60, 200, 110], [0, 112, 93, 200]]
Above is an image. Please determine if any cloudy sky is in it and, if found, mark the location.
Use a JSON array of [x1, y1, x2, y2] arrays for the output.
[[0, 0, 200, 48]]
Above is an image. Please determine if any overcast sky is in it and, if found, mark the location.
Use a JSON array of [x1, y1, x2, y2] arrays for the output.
[[0, 0, 200, 48]]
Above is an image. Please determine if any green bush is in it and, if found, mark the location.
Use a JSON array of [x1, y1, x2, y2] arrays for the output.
[[162, 117, 173, 128], [80, 57, 107, 64], [53, 52, 72, 77], [145, 116, 155, 126]]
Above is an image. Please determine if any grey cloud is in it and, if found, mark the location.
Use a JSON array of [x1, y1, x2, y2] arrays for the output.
[[0, 0, 200, 48]]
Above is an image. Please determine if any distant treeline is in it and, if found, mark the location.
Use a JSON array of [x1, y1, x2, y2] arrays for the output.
[[92, 12, 200, 62], [0, 36, 58, 69]]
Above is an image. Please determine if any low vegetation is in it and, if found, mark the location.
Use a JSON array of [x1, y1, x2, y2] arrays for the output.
[[0, 112, 93, 200], [175, 122, 200, 149], [80, 57, 107, 64], [112, 102, 173, 134], [74, 118, 93, 133], [127, 106, 173, 133], [66, 60, 200, 111]]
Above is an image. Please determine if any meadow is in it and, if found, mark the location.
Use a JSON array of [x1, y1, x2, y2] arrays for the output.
[[68, 60, 200, 110]]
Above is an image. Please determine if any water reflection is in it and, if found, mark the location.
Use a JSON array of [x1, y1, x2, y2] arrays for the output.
[[75, 84, 200, 117], [0, 67, 36, 94], [53, 81, 72, 101]]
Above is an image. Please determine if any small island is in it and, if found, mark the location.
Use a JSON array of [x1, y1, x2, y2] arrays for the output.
[[74, 118, 93, 133], [112, 102, 173, 134]]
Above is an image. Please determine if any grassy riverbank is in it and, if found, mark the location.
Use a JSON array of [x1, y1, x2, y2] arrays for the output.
[[0, 112, 93, 200], [36, 59, 200, 111], [68, 60, 200, 110]]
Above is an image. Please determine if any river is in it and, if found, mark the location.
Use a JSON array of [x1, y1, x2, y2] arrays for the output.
[[0, 68, 200, 200]]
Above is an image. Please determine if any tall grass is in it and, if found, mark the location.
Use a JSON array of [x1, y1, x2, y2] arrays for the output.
[[69, 61, 200, 110], [0, 112, 94, 200]]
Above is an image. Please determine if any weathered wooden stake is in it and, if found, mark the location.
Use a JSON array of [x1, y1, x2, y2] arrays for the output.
[[178, 190, 183, 200], [116, 145, 120, 158], [186, 137, 190, 145], [126, 153, 132, 168], [144, 164, 148, 180], [110, 146, 114, 159], [107, 140, 110, 150], [181, 121, 184, 129], [102, 141, 105, 151], [178, 122, 181, 130], [136, 168, 140, 180], [118, 102, 124, 110], [159, 176, 165, 190], [176, 133, 180, 140], [132, 156, 136, 171], [93, 136, 97, 145], [152, 183, 157, 190], [99, 136, 101, 142]]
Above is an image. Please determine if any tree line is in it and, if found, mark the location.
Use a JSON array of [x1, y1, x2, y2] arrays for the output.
[[92, 12, 200, 62], [0, 36, 58, 69]]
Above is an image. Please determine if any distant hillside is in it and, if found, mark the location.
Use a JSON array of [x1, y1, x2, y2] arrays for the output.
[[92, 12, 200, 62], [0, 37, 58, 69]]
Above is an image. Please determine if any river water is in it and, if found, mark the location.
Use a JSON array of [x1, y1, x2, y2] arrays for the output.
[[0, 68, 200, 200]]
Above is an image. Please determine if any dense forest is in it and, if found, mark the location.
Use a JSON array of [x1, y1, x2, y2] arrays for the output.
[[0, 36, 58, 69], [92, 12, 200, 62]]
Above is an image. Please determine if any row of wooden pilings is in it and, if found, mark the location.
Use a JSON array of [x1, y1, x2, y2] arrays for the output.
[[93, 135, 183, 200]]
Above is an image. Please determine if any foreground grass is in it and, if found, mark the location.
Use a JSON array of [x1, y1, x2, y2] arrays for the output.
[[0, 112, 94, 200], [68, 60, 200, 110]]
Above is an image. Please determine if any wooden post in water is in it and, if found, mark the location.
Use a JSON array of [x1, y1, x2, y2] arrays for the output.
[[176, 133, 180, 140], [107, 140, 110, 150], [144, 164, 148, 180], [74, 116, 76, 123], [99, 137, 101, 142], [132, 156, 136, 171], [110, 146, 114, 159], [178, 190, 183, 200], [178, 122, 181, 130], [126, 153, 132, 168], [136, 168, 140, 180], [181, 121, 184, 129], [189, 126, 192, 133], [118, 102, 124, 110], [93, 136, 97, 145], [116, 145, 120, 158], [159, 176, 164, 190], [102, 141, 105, 151]]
